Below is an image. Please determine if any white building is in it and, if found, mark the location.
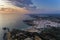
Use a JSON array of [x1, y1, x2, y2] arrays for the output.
[[33, 20, 60, 29]]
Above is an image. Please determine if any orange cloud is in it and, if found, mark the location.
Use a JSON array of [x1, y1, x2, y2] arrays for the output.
[[0, 6, 29, 14], [0, 0, 29, 14]]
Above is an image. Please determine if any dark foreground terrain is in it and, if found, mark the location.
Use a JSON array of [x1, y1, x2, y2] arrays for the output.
[[3, 27, 60, 40]]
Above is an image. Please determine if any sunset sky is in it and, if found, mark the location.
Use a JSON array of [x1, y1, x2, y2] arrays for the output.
[[0, 0, 60, 13]]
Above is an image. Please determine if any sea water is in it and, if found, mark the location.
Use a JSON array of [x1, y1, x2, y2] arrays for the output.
[[0, 13, 32, 40], [0, 13, 60, 40]]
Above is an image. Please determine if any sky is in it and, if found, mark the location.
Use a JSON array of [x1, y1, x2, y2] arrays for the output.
[[0, 0, 60, 13], [31, 0, 60, 13], [32, 0, 59, 9]]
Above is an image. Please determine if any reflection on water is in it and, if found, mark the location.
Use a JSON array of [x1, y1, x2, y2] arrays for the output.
[[0, 13, 31, 40]]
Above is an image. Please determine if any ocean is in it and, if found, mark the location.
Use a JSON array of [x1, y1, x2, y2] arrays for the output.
[[0, 13, 31, 40], [0, 13, 60, 40]]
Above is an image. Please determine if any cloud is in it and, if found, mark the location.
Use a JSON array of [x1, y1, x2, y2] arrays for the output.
[[9, 0, 33, 6], [8, 0, 36, 9], [0, 0, 29, 13], [0, 5, 28, 13], [0, 0, 37, 13]]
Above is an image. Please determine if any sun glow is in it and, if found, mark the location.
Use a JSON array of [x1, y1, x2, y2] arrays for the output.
[[0, 0, 29, 13], [0, 0, 11, 7], [0, 0, 5, 5]]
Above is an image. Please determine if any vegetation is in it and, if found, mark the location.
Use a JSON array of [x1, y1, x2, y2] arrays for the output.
[[40, 27, 60, 40]]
